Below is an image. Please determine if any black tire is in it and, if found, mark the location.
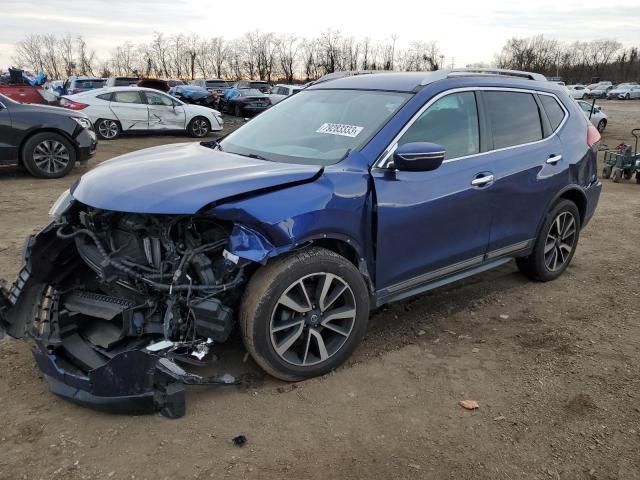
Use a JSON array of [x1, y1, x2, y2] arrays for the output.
[[612, 168, 622, 183], [22, 132, 76, 179], [597, 119, 606, 133], [240, 247, 370, 381], [602, 165, 612, 179], [623, 170, 633, 180], [625, 94, 630, 100], [95, 118, 121, 140], [234, 104, 242, 117], [187, 116, 210, 138], [516, 199, 581, 282], [635, 172, 640, 184]]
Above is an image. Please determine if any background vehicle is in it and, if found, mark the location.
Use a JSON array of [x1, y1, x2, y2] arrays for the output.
[[610, 85, 640, 100], [0, 84, 48, 104], [0, 93, 96, 177], [565, 84, 587, 99], [585, 84, 613, 99], [219, 88, 271, 116], [169, 85, 217, 108], [137, 78, 171, 92], [60, 87, 222, 139], [233, 80, 272, 93], [167, 79, 186, 87], [0, 69, 602, 417], [191, 79, 231, 96], [106, 76, 140, 87], [269, 84, 303, 104], [63, 76, 106, 95], [576, 100, 608, 132], [586, 81, 612, 91]]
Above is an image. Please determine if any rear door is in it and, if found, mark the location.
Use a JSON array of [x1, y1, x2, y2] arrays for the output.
[[0, 98, 17, 162], [109, 90, 149, 131], [144, 91, 186, 131], [480, 89, 567, 255]]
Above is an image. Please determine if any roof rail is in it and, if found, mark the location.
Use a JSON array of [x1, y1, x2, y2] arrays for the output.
[[420, 68, 547, 85], [309, 70, 385, 86]]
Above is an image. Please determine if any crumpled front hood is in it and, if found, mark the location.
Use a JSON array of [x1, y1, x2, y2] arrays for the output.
[[71, 142, 322, 214]]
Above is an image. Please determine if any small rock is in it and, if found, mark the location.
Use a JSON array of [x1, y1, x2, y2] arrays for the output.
[[417, 330, 426, 336], [493, 415, 506, 421], [499, 314, 509, 320], [471, 348, 479, 353], [107, 472, 115, 478], [408, 464, 421, 470], [458, 400, 479, 410]]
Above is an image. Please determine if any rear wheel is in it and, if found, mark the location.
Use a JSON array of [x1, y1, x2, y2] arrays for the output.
[[95, 119, 120, 140], [240, 247, 370, 381], [624, 170, 633, 180], [612, 168, 622, 183], [602, 165, 612, 179], [22, 132, 75, 179], [517, 199, 580, 282], [188, 117, 210, 137], [636, 172, 640, 184], [597, 119, 606, 133]]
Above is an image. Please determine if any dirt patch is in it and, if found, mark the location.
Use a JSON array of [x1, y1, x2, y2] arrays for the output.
[[0, 106, 640, 479]]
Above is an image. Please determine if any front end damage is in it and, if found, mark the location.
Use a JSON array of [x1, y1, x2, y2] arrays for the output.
[[0, 202, 263, 418]]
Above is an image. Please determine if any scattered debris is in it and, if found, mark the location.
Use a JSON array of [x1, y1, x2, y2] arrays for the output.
[[493, 415, 506, 421], [458, 400, 480, 410], [499, 314, 510, 320], [417, 330, 426, 336], [232, 435, 247, 447], [471, 348, 480, 353]]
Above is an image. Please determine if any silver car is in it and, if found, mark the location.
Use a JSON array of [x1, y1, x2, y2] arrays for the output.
[[576, 100, 608, 132], [608, 84, 640, 100]]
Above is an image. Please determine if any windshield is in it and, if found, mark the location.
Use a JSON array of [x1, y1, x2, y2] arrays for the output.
[[206, 81, 229, 88], [220, 89, 411, 166], [239, 88, 265, 97]]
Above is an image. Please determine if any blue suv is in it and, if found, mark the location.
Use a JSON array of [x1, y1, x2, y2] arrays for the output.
[[0, 69, 601, 417]]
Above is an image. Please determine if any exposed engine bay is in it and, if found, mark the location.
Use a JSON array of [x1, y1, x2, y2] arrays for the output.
[[0, 204, 254, 417]]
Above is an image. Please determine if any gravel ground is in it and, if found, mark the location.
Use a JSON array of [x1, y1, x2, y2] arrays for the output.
[[0, 103, 639, 480]]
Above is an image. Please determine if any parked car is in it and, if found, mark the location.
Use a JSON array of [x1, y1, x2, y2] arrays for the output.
[[565, 84, 588, 99], [59, 87, 222, 139], [0, 69, 602, 417], [586, 81, 612, 91], [106, 76, 140, 87], [191, 79, 231, 96], [169, 85, 218, 108], [233, 80, 272, 93], [63, 76, 106, 95], [137, 78, 171, 92], [0, 93, 96, 178], [219, 88, 271, 116], [576, 100, 608, 132], [585, 85, 612, 99], [608, 84, 640, 100], [269, 84, 304, 104], [0, 84, 48, 104]]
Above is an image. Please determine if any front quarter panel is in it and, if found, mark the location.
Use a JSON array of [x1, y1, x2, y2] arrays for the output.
[[207, 159, 371, 270]]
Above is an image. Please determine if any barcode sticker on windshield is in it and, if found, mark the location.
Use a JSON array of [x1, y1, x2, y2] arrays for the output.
[[316, 123, 364, 138]]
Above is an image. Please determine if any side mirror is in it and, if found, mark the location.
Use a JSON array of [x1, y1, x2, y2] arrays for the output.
[[393, 142, 446, 172]]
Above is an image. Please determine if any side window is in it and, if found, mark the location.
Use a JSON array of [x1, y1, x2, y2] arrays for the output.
[[539, 95, 566, 132], [112, 91, 143, 104], [397, 92, 479, 160], [96, 93, 112, 101], [146, 92, 174, 106], [484, 92, 542, 149]]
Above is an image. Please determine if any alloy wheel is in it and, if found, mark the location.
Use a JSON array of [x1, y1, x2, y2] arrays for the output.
[[32, 140, 70, 174], [544, 211, 577, 272], [269, 272, 357, 367], [98, 120, 119, 139], [191, 119, 209, 137]]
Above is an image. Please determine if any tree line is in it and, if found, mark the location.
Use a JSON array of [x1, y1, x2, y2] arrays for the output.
[[10, 31, 639, 84]]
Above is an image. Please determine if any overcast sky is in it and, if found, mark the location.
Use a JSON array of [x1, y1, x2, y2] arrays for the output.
[[1, 0, 639, 68]]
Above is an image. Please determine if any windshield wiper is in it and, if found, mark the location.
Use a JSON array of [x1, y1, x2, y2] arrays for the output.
[[233, 152, 271, 162]]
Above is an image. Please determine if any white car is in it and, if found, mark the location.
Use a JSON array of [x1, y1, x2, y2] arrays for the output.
[[60, 87, 223, 140], [565, 85, 588, 99], [576, 100, 608, 133], [268, 84, 303, 105]]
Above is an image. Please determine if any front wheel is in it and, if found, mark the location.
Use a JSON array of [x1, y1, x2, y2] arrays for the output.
[[22, 132, 76, 178], [602, 165, 612, 179], [95, 119, 120, 140], [517, 199, 581, 282], [597, 119, 606, 133], [188, 117, 210, 137], [240, 247, 370, 381]]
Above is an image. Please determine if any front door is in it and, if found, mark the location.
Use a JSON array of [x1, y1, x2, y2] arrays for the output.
[[109, 90, 149, 131], [0, 100, 16, 162], [372, 91, 493, 294], [144, 91, 187, 131]]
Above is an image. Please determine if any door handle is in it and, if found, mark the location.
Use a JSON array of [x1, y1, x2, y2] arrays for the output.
[[546, 154, 563, 165], [471, 174, 494, 187]]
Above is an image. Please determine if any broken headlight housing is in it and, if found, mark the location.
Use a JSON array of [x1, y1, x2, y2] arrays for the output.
[[48, 189, 73, 220]]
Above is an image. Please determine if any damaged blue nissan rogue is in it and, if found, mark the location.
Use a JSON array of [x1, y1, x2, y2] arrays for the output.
[[0, 69, 602, 417]]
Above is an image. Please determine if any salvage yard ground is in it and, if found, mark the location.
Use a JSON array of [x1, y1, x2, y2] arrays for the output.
[[1, 103, 640, 480]]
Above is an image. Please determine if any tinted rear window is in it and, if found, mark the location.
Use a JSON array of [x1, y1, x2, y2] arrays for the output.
[[484, 91, 542, 149], [113, 78, 139, 86], [73, 79, 105, 89], [539, 95, 565, 132], [206, 81, 229, 88]]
